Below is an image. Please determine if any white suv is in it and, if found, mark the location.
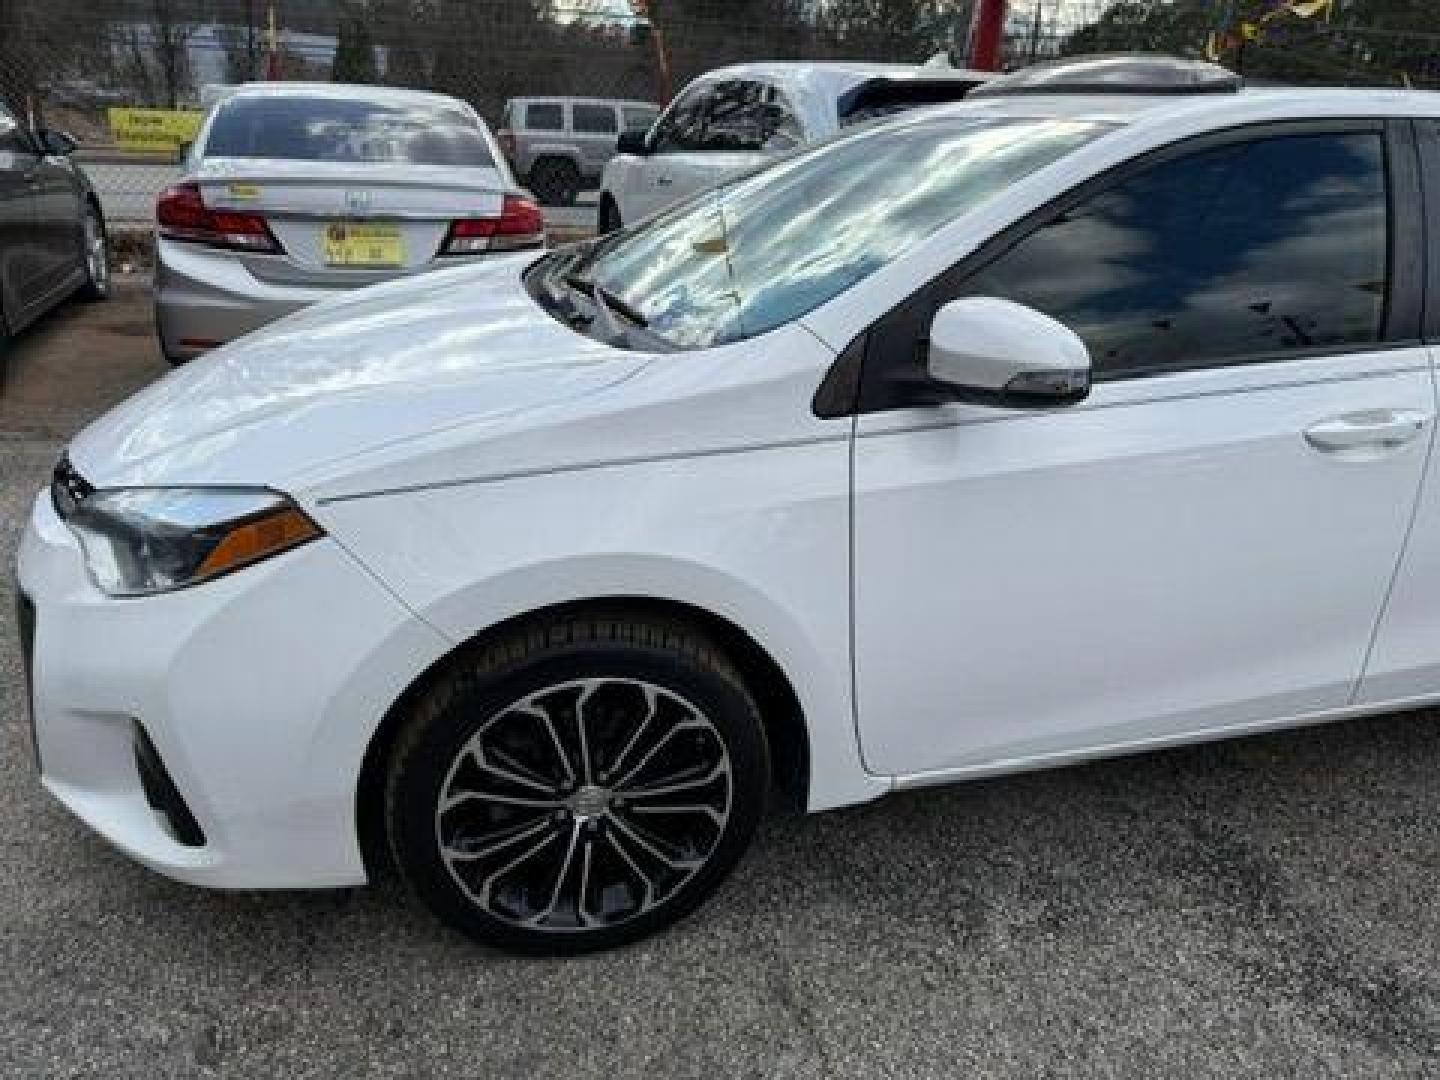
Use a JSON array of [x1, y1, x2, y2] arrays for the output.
[[499, 97, 660, 207], [597, 61, 991, 232]]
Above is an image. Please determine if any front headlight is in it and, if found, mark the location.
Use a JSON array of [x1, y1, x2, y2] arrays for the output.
[[52, 461, 322, 597]]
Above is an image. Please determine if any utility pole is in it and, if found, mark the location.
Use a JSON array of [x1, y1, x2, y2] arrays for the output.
[[968, 0, 1007, 71], [265, 3, 282, 80]]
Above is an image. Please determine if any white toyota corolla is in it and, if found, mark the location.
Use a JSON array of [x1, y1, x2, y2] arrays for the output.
[[17, 59, 1440, 954]]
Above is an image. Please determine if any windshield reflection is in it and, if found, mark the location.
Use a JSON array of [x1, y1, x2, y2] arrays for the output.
[[576, 113, 1110, 350]]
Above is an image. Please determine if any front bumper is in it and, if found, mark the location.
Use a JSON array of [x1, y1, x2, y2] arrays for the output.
[[16, 488, 451, 889]]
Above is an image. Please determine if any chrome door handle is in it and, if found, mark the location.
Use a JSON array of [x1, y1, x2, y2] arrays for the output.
[[1304, 409, 1432, 453]]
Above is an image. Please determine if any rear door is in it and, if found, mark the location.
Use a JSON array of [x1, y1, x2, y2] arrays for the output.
[[852, 120, 1435, 777], [1355, 118, 1440, 705]]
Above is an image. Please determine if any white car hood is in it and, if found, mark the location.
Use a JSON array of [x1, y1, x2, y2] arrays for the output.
[[68, 258, 646, 488]]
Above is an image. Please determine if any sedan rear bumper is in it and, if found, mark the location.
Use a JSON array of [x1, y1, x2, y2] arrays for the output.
[[154, 238, 326, 361], [153, 237, 493, 361]]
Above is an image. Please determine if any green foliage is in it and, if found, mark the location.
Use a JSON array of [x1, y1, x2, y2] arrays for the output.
[[1063, 0, 1439, 88]]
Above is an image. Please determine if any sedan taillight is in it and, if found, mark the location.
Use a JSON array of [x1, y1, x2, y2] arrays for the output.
[[442, 194, 545, 256], [156, 182, 283, 254]]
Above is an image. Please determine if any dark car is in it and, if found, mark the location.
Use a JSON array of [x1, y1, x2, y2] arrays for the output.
[[0, 100, 109, 384]]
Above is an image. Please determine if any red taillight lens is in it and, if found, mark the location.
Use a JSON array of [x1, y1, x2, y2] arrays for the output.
[[442, 194, 545, 256], [156, 182, 282, 254]]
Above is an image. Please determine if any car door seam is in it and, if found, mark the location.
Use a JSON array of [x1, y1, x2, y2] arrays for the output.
[[1350, 355, 1440, 705]]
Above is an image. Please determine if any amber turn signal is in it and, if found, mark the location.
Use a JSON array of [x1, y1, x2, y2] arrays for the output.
[[195, 507, 321, 581]]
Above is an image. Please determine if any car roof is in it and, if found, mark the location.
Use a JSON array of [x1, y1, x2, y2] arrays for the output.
[[919, 85, 1440, 127], [696, 61, 994, 102], [225, 81, 472, 111]]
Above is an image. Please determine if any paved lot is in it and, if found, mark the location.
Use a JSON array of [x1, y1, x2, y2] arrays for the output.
[[5, 282, 1440, 1078]]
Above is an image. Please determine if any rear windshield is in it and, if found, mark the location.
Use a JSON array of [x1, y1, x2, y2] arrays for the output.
[[204, 95, 495, 168]]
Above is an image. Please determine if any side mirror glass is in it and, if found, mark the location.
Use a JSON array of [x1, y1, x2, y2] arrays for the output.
[[926, 296, 1091, 409], [616, 129, 650, 156], [38, 127, 78, 156]]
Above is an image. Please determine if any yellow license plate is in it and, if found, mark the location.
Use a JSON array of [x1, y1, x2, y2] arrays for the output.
[[321, 222, 404, 267]]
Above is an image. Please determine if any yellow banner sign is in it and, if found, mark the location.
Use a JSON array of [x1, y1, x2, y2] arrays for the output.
[[107, 107, 204, 152]]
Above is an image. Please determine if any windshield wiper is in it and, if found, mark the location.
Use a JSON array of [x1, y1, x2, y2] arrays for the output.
[[594, 285, 648, 328], [564, 273, 648, 329]]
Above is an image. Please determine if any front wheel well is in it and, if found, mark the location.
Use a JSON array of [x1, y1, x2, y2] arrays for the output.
[[354, 597, 811, 880]]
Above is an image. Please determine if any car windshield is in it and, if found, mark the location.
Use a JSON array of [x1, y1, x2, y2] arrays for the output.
[[556, 113, 1109, 350], [204, 95, 495, 168]]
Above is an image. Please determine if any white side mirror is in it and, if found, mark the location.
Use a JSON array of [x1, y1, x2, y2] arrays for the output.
[[927, 296, 1091, 408]]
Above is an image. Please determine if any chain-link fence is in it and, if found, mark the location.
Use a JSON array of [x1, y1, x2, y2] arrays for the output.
[[2, 0, 1436, 224]]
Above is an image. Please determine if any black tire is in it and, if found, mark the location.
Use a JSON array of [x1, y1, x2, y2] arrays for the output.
[[77, 205, 110, 302], [598, 195, 622, 235], [385, 610, 770, 955], [529, 158, 580, 207]]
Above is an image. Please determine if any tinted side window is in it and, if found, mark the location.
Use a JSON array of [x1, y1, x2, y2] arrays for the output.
[[961, 130, 1390, 378], [526, 102, 563, 131], [573, 103, 618, 134], [701, 81, 767, 152], [651, 85, 710, 154]]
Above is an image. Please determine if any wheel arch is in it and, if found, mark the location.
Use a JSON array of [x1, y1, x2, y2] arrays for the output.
[[355, 595, 812, 879]]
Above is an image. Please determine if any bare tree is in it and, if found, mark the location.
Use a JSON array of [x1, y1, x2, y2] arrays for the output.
[[217, 0, 266, 83], [118, 0, 200, 107]]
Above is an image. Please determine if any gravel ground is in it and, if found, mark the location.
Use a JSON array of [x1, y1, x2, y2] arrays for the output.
[[4, 282, 1440, 1078]]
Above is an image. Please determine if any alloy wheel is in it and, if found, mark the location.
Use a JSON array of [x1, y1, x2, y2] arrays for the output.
[[83, 212, 109, 297], [434, 677, 733, 933]]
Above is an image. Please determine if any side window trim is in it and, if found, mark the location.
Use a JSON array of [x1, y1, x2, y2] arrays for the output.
[[1385, 118, 1426, 345], [841, 118, 1423, 418], [1418, 118, 1440, 343], [761, 83, 805, 150]]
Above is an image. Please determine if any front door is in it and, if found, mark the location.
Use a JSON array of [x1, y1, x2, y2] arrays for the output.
[[0, 104, 42, 315], [27, 140, 82, 296], [626, 82, 716, 222], [852, 121, 1434, 777]]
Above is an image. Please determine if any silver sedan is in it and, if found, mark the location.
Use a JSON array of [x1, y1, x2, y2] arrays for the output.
[[154, 82, 544, 365]]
